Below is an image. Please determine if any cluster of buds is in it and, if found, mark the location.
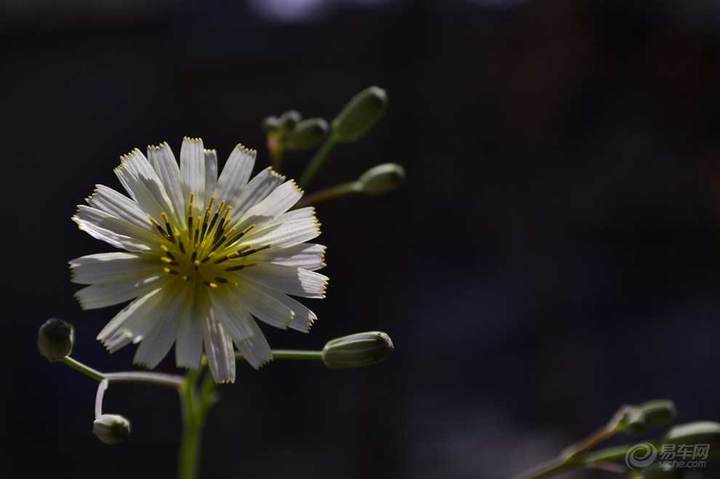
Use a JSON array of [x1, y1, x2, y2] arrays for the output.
[[39, 317, 394, 446], [263, 111, 329, 159]]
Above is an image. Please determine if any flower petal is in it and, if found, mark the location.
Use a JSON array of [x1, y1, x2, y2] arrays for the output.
[[204, 148, 218, 198], [230, 167, 285, 222], [203, 309, 236, 383], [74, 205, 157, 246], [73, 215, 151, 252], [242, 207, 321, 249], [209, 292, 255, 342], [69, 252, 156, 285], [238, 180, 303, 228], [133, 285, 184, 368], [240, 264, 328, 298], [257, 243, 326, 271], [231, 280, 295, 329], [234, 319, 273, 369], [115, 149, 175, 219], [75, 276, 162, 309], [87, 185, 150, 230], [180, 137, 206, 210], [97, 288, 165, 348], [175, 286, 203, 369], [214, 143, 256, 202], [246, 283, 318, 332], [147, 142, 185, 225]]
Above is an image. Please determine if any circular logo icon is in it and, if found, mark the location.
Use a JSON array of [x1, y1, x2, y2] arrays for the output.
[[625, 443, 658, 470]]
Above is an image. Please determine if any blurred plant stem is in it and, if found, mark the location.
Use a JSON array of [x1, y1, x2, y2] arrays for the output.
[[516, 444, 636, 479], [299, 136, 337, 189], [62, 356, 183, 388], [297, 182, 361, 207]]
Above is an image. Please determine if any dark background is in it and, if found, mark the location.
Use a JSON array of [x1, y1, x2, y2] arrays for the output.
[[3, 0, 720, 477]]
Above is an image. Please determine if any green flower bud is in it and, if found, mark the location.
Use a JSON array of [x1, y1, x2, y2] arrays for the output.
[[332, 86, 387, 143], [624, 400, 677, 433], [262, 116, 281, 133], [285, 118, 329, 151], [279, 110, 302, 130], [93, 414, 131, 445], [322, 331, 394, 369], [358, 163, 406, 195], [664, 421, 720, 445], [38, 318, 74, 362]]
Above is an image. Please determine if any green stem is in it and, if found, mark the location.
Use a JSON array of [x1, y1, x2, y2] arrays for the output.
[[271, 350, 324, 361], [516, 444, 638, 479], [299, 136, 337, 189], [178, 370, 204, 479], [62, 356, 104, 382], [296, 182, 362, 207]]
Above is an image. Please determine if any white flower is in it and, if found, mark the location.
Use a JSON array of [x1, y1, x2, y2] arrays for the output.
[[70, 138, 328, 383]]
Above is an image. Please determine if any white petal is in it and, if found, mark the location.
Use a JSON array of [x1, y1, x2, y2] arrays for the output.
[[209, 292, 255, 342], [234, 319, 273, 369], [257, 243, 326, 271], [180, 137, 206, 210], [70, 252, 156, 285], [242, 208, 321, 249], [116, 149, 175, 218], [175, 287, 203, 369], [204, 149, 218, 198], [240, 264, 328, 298], [238, 180, 303, 228], [75, 205, 156, 246], [133, 286, 184, 368], [232, 280, 295, 329], [230, 167, 285, 222], [73, 216, 151, 252], [147, 142, 185, 225], [97, 288, 166, 347], [87, 185, 150, 230], [75, 276, 162, 309], [247, 284, 318, 332], [214, 143, 256, 202], [202, 309, 236, 383]]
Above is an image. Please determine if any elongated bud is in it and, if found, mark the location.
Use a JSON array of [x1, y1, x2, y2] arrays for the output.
[[623, 400, 677, 433], [358, 163, 405, 195], [38, 318, 74, 362], [285, 118, 329, 151], [664, 421, 720, 445], [93, 414, 131, 445], [332, 86, 387, 143], [322, 331, 394, 369]]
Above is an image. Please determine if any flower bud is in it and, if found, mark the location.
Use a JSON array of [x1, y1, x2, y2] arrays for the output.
[[38, 318, 74, 362], [285, 118, 329, 151], [664, 421, 720, 445], [624, 400, 676, 433], [358, 163, 405, 195], [322, 331, 394, 369], [262, 116, 281, 133], [93, 414, 131, 445], [332, 86, 387, 143], [279, 110, 301, 130]]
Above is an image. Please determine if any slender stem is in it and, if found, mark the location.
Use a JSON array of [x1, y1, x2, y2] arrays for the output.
[[62, 356, 104, 382], [178, 369, 216, 479], [94, 379, 109, 418], [105, 372, 184, 388], [178, 370, 201, 479], [297, 182, 362, 207], [515, 444, 637, 479], [299, 135, 337, 189], [272, 350, 324, 361], [61, 356, 183, 389]]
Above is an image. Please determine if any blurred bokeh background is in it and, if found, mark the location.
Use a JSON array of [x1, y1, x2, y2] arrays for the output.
[[3, 0, 720, 477]]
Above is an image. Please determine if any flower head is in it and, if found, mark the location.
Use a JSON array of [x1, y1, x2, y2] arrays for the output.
[[71, 138, 327, 382]]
